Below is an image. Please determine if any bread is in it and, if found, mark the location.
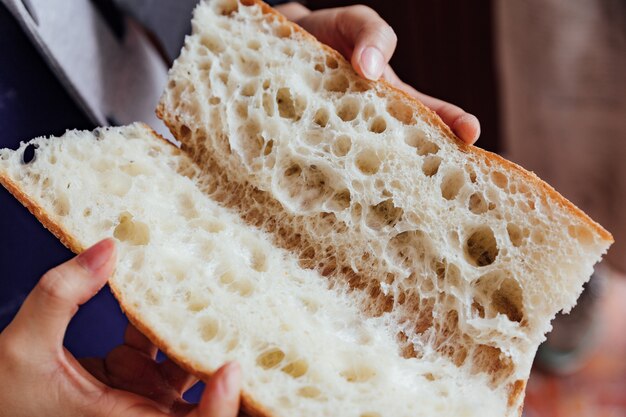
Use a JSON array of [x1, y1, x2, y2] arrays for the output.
[[156, 0, 612, 414], [0, 1, 613, 416]]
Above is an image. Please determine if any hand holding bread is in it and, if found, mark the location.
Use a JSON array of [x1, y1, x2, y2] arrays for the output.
[[0, 239, 242, 417], [276, 3, 481, 143]]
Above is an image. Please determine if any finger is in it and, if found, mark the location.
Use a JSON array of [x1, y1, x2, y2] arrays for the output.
[[160, 359, 200, 394], [125, 324, 158, 358], [337, 5, 397, 80], [382, 66, 481, 144], [189, 362, 241, 417], [7, 238, 116, 350]]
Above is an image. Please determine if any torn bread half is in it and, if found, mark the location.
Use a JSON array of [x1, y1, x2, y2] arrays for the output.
[[155, 0, 612, 415]]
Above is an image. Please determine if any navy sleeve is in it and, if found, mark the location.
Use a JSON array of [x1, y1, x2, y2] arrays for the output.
[[0, 3, 127, 358]]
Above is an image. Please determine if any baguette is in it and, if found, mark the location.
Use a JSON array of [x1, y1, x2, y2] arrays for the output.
[[0, 0, 613, 416]]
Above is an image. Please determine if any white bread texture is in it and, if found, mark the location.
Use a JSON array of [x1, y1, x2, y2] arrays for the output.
[[0, 1, 613, 417], [155, 0, 613, 415]]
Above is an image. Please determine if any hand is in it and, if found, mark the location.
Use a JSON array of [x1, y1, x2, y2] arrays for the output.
[[276, 3, 481, 144], [0, 238, 241, 417]]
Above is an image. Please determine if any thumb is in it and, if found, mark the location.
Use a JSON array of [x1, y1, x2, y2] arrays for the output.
[[7, 238, 116, 350], [189, 362, 241, 417]]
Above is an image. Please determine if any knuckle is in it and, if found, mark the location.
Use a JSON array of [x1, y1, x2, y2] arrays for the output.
[[38, 268, 71, 303]]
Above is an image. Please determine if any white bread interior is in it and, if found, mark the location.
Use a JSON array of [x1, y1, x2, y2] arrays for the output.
[[157, 0, 612, 414], [0, 1, 613, 416], [0, 124, 531, 416]]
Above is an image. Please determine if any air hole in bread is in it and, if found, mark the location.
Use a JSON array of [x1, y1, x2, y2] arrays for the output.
[[352, 79, 371, 92], [313, 108, 330, 127], [276, 88, 305, 120], [471, 344, 514, 385], [145, 288, 161, 306], [491, 171, 508, 189], [388, 230, 432, 269], [238, 52, 262, 76], [440, 169, 466, 200], [405, 129, 438, 156], [247, 39, 261, 50], [83, 208, 92, 217], [368, 116, 387, 133], [257, 348, 286, 369], [275, 23, 292, 38], [568, 224, 594, 245], [303, 131, 323, 146], [281, 45, 295, 57], [355, 149, 381, 175], [177, 193, 199, 219], [387, 99, 415, 125], [199, 317, 219, 342], [421, 155, 442, 176], [531, 229, 546, 245], [263, 139, 274, 156], [49, 154, 57, 164], [469, 192, 489, 214], [279, 163, 331, 210], [192, 218, 225, 234], [489, 276, 525, 323], [365, 199, 403, 230], [324, 73, 349, 93], [237, 118, 264, 162], [360, 413, 381, 417], [231, 279, 255, 296], [235, 101, 248, 118], [241, 81, 258, 97], [262, 93, 275, 116], [250, 247, 268, 272], [281, 359, 308, 378], [328, 189, 351, 211], [113, 212, 150, 246], [226, 335, 239, 352], [21, 144, 37, 165], [187, 294, 211, 312], [314, 63, 325, 73], [209, 96, 221, 105], [332, 135, 352, 157], [340, 364, 376, 383], [465, 226, 498, 267], [200, 34, 225, 54], [53, 193, 70, 217], [180, 125, 192, 141], [506, 223, 524, 247], [297, 386, 321, 398], [336, 97, 360, 122], [325, 56, 339, 69]]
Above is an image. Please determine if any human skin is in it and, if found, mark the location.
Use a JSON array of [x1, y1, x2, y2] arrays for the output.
[[276, 2, 482, 144], [0, 239, 241, 417]]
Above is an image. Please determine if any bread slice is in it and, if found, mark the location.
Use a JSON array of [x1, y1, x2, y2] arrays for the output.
[[156, 0, 612, 414], [0, 1, 613, 416]]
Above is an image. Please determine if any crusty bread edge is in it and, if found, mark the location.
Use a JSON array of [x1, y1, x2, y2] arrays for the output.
[[0, 129, 272, 417], [159, 0, 612, 244]]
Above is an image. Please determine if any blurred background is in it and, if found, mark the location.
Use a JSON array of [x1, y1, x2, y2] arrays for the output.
[[1, 0, 624, 415]]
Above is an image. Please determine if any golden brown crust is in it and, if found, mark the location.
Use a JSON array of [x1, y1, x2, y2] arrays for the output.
[[229, 0, 612, 244], [0, 174, 86, 255]]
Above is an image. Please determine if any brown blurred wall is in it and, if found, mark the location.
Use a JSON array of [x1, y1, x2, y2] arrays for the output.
[[309, 0, 501, 153]]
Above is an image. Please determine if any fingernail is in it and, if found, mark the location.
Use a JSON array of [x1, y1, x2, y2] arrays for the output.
[[221, 362, 241, 396], [77, 239, 115, 272], [360, 47, 385, 80]]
